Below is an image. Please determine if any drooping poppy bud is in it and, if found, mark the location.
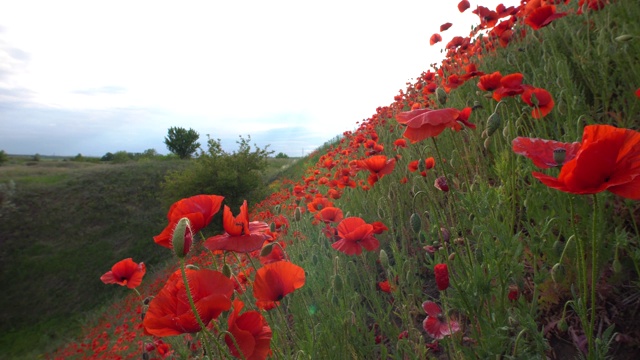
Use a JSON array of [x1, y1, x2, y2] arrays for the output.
[[171, 217, 192, 258], [260, 242, 274, 257], [410, 213, 422, 234], [486, 112, 501, 136], [436, 87, 448, 105], [434, 176, 449, 192], [379, 250, 389, 269], [434, 263, 449, 291]]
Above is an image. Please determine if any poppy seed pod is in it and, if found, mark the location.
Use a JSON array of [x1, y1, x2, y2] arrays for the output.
[[171, 218, 192, 259], [553, 148, 567, 166]]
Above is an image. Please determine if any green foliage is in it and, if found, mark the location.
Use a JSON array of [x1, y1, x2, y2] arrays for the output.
[[111, 150, 132, 163], [101, 152, 114, 161], [32, 153, 40, 162], [164, 126, 201, 159], [162, 135, 272, 209], [0, 150, 8, 166], [275, 152, 289, 158]]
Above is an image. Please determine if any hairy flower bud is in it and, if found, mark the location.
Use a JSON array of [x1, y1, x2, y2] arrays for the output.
[[436, 87, 448, 105], [260, 243, 274, 257], [172, 217, 192, 258], [486, 111, 501, 136], [379, 250, 390, 269], [410, 213, 422, 234]]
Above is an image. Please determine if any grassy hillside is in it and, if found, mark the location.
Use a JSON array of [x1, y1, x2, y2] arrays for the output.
[[0, 159, 188, 357], [37, 1, 640, 359]]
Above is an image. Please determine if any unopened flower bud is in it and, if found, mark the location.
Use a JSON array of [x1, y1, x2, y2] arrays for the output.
[[172, 217, 192, 258], [143, 296, 154, 305], [222, 264, 232, 278], [260, 243, 274, 257], [615, 34, 633, 42], [557, 318, 568, 332], [269, 222, 276, 232], [440, 227, 450, 243], [379, 250, 389, 269], [294, 207, 302, 221], [553, 148, 566, 166], [448, 252, 456, 261], [410, 213, 422, 234], [472, 100, 483, 110], [185, 264, 200, 270], [436, 87, 447, 105], [612, 258, 622, 273], [486, 112, 501, 136], [333, 274, 344, 292]]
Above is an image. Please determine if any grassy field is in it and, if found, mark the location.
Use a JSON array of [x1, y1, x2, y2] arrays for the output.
[[8, 1, 640, 359]]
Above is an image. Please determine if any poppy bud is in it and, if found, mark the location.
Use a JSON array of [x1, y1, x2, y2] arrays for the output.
[[553, 148, 567, 166], [269, 222, 276, 232], [486, 112, 501, 136], [553, 240, 564, 257], [557, 318, 568, 332], [448, 252, 456, 261], [410, 213, 422, 234], [185, 264, 200, 270], [294, 207, 302, 222], [222, 264, 232, 278], [612, 258, 622, 273], [312, 254, 319, 265], [484, 137, 491, 149], [436, 87, 447, 105], [260, 243, 274, 257], [441, 227, 450, 243], [434, 263, 449, 291], [171, 217, 192, 259], [472, 100, 483, 110], [274, 204, 281, 214], [143, 296, 154, 305], [418, 159, 427, 173], [454, 237, 465, 246], [379, 250, 390, 269], [615, 34, 633, 42], [332, 294, 339, 305]]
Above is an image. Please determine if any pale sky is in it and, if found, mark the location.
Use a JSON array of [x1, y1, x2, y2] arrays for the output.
[[0, 0, 517, 157]]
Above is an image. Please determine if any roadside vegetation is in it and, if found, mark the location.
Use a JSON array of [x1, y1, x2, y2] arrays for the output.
[[3, 1, 640, 359]]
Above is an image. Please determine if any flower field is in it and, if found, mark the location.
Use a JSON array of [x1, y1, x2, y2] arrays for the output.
[[48, 1, 640, 359]]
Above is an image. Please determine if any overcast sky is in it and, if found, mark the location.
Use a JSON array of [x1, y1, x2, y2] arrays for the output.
[[0, 0, 517, 157]]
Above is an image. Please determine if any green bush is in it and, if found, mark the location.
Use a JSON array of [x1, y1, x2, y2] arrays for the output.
[[162, 135, 272, 209], [0, 150, 8, 166]]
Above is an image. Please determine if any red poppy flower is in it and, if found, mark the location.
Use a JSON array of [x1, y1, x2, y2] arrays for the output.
[[378, 280, 395, 293], [422, 301, 460, 339], [525, 5, 568, 30], [100, 258, 146, 289], [356, 155, 397, 185], [396, 107, 474, 143], [521, 87, 555, 118], [430, 33, 442, 46], [253, 261, 306, 310], [394, 138, 408, 149], [458, 0, 470, 13], [143, 269, 234, 336], [332, 217, 380, 255], [477, 71, 502, 92], [225, 299, 273, 360], [204, 201, 272, 253], [512, 137, 581, 169], [315, 206, 344, 224], [434, 176, 449, 192], [307, 196, 333, 213], [532, 125, 640, 199], [434, 264, 449, 291], [371, 221, 388, 234], [635, 88, 640, 99], [154, 195, 225, 249], [493, 73, 525, 101], [440, 22, 452, 32]]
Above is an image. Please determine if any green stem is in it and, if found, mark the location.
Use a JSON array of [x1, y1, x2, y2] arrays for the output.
[[179, 259, 216, 358], [588, 194, 600, 359]]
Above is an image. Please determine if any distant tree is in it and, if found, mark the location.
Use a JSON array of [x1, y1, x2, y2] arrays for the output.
[[275, 152, 289, 159], [164, 127, 200, 159], [32, 153, 41, 162], [101, 152, 115, 161], [73, 153, 83, 161], [142, 148, 159, 158], [0, 150, 8, 166], [112, 151, 131, 164]]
